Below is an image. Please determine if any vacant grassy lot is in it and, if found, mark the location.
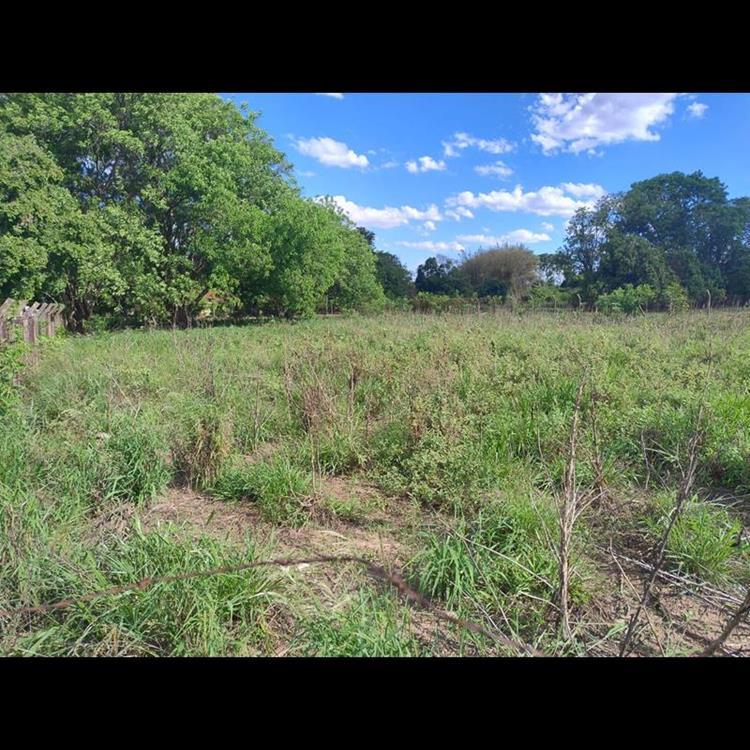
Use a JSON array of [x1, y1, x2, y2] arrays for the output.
[[2, 310, 750, 656]]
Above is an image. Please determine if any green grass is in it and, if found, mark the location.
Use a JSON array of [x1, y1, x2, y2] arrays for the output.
[[3, 309, 750, 655], [295, 589, 427, 656], [646, 492, 749, 585], [407, 493, 580, 642], [1, 520, 277, 656], [211, 454, 312, 526]]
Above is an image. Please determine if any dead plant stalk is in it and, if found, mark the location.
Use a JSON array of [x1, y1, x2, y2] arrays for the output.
[[618, 407, 704, 656], [556, 379, 601, 641]]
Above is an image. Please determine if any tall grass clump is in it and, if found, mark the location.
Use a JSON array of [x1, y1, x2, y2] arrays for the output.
[[4, 525, 277, 656], [646, 492, 747, 585], [408, 493, 577, 640], [172, 401, 233, 489], [211, 454, 312, 526], [100, 416, 171, 505], [0, 342, 24, 417]]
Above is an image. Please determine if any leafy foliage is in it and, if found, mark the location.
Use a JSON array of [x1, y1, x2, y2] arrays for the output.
[[0, 94, 384, 327], [550, 171, 750, 308]]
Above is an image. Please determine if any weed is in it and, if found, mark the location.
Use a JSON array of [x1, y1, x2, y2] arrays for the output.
[[211, 455, 312, 526], [646, 493, 746, 584]]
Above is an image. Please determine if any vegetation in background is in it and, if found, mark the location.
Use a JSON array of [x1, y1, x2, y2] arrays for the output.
[[539, 172, 750, 308], [3, 93, 749, 325], [412, 171, 750, 312]]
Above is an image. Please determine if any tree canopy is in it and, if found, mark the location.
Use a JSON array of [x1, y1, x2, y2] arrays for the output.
[[0, 93, 385, 329], [547, 171, 750, 308]]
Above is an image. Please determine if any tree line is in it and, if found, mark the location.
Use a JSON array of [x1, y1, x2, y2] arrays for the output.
[[407, 171, 750, 312], [1, 92, 748, 329]]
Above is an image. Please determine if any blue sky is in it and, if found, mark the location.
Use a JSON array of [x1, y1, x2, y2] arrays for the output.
[[222, 93, 750, 272]]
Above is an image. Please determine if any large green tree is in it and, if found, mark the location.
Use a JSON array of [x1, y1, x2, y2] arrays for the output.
[[0, 93, 293, 327], [354, 225, 413, 300], [618, 171, 750, 302], [374, 251, 414, 299]]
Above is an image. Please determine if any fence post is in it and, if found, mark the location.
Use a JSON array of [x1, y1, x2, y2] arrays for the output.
[[0, 298, 13, 342], [2, 300, 65, 343]]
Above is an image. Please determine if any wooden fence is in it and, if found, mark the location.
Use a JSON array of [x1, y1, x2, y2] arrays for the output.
[[0, 299, 65, 344]]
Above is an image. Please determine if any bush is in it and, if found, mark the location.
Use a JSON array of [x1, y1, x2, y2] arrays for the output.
[[410, 291, 464, 314], [597, 284, 657, 314], [661, 282, 690, 312]]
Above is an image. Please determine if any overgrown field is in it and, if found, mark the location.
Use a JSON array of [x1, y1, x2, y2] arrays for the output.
[[2, 310, 750, 656]]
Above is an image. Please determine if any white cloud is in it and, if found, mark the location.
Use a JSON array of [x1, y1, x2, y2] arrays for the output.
[[297, 170, 316, 178], [325, 195, 442, 230], [457, 229, 551, 246], [405, 156, 447, 173], [445, 206, 475, 221], [396, 240, 466, 252], [315, 93, 344, 99], [294, 137, 369, 168], [559, 182, 606, 199], [530, 93, 680, 154], [541, 222, 555, 232], [446, 183, 606, 218], [380, 160, 400, 169], [474, 161, 514, 179], [422, 221, 437, 232], [687, 101, 708, 119], [443, 132, 515, 158]]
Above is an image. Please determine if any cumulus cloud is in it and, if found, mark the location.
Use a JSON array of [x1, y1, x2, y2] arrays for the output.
[[445, 183, 606, 218], [422, 221, 437, 232], [541, 222, 555, 232], [405, 156, 447, 173], [315, 93, 344, 99], [324, 195, 442, 230], [445, 206, 475, 221], [530, 93, 680, 154], [457, 229, 551, 246], [474, 161, 514, 179], [442, 132, 515, 157], [559, 182, 607, 199], [687, 101, 708, 119], [293, 137, 369, 168], [396, 240, 466, 252]]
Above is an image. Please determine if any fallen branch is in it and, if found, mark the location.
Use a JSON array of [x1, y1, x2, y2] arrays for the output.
[[0, 553, 543, 657], [701, 586, 750, 657], [602, 547, 744, 610]]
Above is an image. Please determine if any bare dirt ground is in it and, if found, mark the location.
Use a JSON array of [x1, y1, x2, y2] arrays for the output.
[[87, 477, 750, 657], [583, 551, 750, 656]]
